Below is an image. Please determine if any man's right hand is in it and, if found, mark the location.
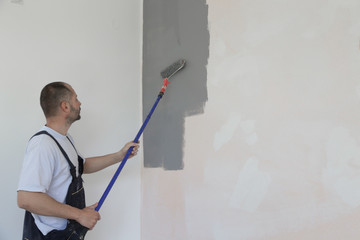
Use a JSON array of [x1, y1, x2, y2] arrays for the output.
[[76, 203, 101, 230]]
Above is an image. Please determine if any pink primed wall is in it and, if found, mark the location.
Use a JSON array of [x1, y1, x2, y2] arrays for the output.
[[141, 0, 360, 239]]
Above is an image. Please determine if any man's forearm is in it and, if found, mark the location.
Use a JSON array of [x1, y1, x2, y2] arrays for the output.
[[18, 190, 101, 229], [83, 141, 139, 174], [17, 191, 81, 221], [84, 153, 120, 174]]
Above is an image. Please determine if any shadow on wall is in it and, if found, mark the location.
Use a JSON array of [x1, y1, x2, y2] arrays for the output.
[[142, 0, 209, 170]]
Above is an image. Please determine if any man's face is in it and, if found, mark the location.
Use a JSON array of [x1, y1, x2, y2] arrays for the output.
[[67, 86, 82, 123]]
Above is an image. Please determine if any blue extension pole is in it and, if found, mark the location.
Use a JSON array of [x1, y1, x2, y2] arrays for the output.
[[95, 94, 163, 212]]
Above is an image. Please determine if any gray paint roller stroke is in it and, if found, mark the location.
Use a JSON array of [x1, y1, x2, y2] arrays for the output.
[[143, 0, 209, 170]]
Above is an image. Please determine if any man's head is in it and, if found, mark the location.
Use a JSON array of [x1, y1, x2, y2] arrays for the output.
[[40, 82, 81, 124]]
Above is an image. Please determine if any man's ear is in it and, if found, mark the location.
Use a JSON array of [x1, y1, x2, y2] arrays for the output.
[[60, 101, 70, 113]]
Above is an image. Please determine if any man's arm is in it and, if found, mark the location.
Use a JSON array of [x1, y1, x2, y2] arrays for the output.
[[83, 141, 139, 174], [17, 190, 100, 230]]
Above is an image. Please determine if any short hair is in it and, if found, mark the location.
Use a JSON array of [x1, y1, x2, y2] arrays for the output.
[[40, 82, 72, 118]]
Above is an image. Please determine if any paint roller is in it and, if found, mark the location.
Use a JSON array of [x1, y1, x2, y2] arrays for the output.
[[96, 59, 186, 211], [66, 59, 186, 240]]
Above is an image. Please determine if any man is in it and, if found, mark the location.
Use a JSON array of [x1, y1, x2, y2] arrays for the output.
[[17, 82, 139, 239]]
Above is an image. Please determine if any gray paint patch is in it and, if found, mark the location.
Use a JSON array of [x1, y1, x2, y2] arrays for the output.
[[11, 0, 24, 4], [143, 0, 209, 170]]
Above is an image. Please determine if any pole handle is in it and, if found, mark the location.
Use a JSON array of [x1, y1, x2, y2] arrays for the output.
[[95, 95, 163, 212]]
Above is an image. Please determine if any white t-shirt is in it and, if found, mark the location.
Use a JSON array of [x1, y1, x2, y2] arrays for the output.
[[18, 126, 85, 235]]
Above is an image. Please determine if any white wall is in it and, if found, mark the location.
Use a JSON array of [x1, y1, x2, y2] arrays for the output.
[[0, 0, 142, 239], [3, 1, 360, 239]]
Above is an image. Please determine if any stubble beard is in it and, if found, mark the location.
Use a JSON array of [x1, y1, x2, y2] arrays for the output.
[[67, 105, 81, 124]]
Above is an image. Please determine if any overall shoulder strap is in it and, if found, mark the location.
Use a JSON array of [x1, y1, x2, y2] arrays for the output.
[[31, 131, 77, 178], [66, 136, 84, 175]]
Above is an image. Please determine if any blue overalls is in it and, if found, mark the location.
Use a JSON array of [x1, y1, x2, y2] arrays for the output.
[[22, 131, 88, 240]]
